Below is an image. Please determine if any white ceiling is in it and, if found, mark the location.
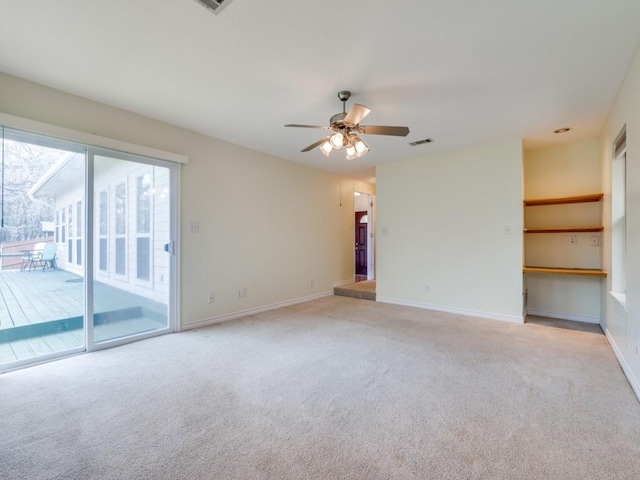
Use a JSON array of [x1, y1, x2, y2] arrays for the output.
[[1, 0, 640, 183]]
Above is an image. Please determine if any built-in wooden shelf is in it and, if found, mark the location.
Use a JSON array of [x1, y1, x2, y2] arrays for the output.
[[523, 266, 607, 277], [524, 226, 604, 233], [523, 193, 603, 207]]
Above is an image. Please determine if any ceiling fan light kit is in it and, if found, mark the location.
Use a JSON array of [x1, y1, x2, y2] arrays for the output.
[[330, 132, 344, 149], [285, 91, 409, 160]]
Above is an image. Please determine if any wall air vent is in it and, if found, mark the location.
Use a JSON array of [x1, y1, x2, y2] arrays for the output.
[[194, 0, 233, 14], [409, 138, 433, 146]]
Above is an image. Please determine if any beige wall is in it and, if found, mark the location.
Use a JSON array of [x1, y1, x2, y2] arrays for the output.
[[523, 140, 603, 322], [375, 140, 524, 322], [600, 43, 640, 397], [0, 72, 373, 328]]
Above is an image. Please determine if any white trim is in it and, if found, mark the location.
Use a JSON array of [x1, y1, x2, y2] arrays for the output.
[[609, 291, 627, 310], [376, 296, 524, 324], [333, 279, 355, 288], [526, 309, 601, 324], [91, 327, 173, 351], [0, 112, 188, 164], [182, 291, 333, 331], [172, 165, 182, 333], [0, 347, 85, 374], [604, 327, 640, 403]]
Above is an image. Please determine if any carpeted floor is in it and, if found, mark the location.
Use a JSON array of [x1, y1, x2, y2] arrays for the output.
[[1, 296, 640, 479]]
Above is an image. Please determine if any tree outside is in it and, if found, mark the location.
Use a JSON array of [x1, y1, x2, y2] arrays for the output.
[[1, 140, 66, 244]]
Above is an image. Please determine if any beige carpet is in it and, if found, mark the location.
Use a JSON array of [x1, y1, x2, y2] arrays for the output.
[[1, 296, 640, 479]]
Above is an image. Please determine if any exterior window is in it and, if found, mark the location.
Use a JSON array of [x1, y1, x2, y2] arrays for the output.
[[115, 238, 126, 275], [99, 191, 108, 236], [61, 207, 66, 243], [136, 174, 151, 281], [137, 238, 150, 281], [115, 183, 126, 275], [76, 201, 82, 265], [67, 205, 73, 263], [136, 174, 151, 234], [99, 191, 108, 272], [115, 183, 126, 235]]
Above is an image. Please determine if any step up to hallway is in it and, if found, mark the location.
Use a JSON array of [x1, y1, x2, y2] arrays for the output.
[[334, 281, 376, 301]]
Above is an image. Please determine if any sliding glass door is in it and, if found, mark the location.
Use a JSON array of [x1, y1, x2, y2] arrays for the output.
[[89, 152, 174, 345], [0, 128, 87, 366], [0, 128, 177, 370]]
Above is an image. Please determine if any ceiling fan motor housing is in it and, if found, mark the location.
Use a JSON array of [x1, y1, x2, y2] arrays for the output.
[[330, 112, 348, 126]]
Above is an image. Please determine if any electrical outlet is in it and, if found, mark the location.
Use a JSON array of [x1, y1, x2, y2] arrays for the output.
[[590, 236, 600, 247], [569, 235, 577, 245], [310, 280, 314, 288], [208, 292, 215, 304], [504, 225, 512, 235], [242, 287, 248, 298], [236, 289, 242, 299], [425, 284, 430, 293]]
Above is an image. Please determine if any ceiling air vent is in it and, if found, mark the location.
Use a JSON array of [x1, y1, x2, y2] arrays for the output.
[[409, 138, 433, 146], [195, 0, 233, 14]]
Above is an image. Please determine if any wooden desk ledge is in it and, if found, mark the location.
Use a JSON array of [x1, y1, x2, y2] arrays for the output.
[[523, 266, 607, 277]]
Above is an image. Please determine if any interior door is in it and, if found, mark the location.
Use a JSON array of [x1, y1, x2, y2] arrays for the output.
[[355, 211, 368, 276]]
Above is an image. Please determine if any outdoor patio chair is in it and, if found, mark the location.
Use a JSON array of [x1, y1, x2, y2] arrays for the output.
[[38, 243, 57, 271], [21, 242, 46, 272]]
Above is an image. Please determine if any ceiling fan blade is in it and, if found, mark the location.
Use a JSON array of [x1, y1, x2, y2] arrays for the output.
[[343, 104, 371, 126], [285, 124, 330, 130], [301, 136, 332, 152], [360, 125, 410, 137]]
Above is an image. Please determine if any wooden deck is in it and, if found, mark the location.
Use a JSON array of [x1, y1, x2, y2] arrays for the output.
[[0, 269, 167, 365]]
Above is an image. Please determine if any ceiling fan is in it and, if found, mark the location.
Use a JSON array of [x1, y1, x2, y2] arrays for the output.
[[285, 91, 410, 160]]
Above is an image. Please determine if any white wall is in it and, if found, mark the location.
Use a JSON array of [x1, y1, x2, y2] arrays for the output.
[[354, 193, 369, 212], [600, 43, 640, 398], [523, 140, 603, 322], [376, 140, 523, 323], [0, 72, 374, 328]]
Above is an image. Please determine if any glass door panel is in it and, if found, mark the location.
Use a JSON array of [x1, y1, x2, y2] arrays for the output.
[[92, 154, 172, 343], [0, 128, 86, 367]]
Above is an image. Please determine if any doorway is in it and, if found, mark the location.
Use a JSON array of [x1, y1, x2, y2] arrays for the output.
[[354, 192, 374, 282]]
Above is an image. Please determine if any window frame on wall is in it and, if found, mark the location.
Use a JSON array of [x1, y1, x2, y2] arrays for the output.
[[611, 127, 627, 301]]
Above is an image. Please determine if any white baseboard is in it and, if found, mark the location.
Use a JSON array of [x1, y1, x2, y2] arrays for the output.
[[376, 296, 524, 324], [181, 291, 333, 331], [603, 327, 640, 403], [526, 309, 601, 324]]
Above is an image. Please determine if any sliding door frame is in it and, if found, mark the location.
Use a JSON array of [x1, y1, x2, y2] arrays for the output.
[[86, 147, 179, 352], [0, 116, 182, 370]]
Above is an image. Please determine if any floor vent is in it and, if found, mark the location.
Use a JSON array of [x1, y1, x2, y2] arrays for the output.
[[194, 0, 233, 14], [409, 138, 433, 146]]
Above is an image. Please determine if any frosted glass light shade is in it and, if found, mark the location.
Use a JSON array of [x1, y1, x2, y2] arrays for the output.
[[319, 141, 332, 157], [330, 133, 344, 149], [354, 138, 369, 157]]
